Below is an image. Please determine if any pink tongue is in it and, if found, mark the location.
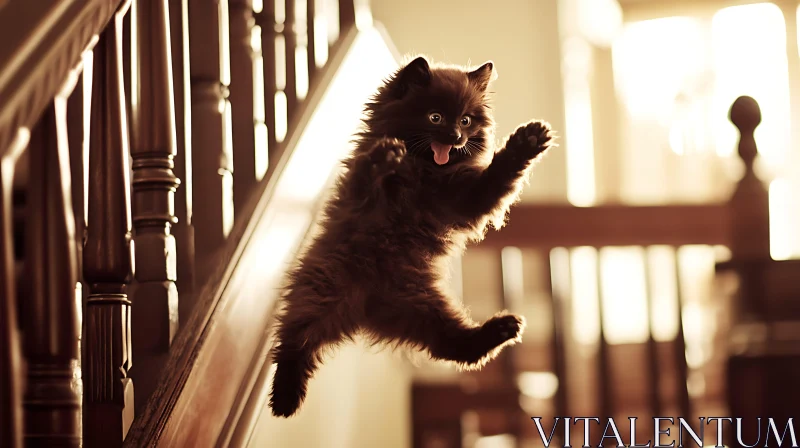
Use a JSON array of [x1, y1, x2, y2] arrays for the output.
[[431, 142, 452, 165]]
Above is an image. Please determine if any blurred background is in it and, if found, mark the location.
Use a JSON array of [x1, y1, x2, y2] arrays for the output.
[[4, 0, 799, 447], [250, 0, 800, 447]]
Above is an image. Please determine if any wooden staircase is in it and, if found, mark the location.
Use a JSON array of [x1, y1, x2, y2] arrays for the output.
[[0, 0, 398, 446]]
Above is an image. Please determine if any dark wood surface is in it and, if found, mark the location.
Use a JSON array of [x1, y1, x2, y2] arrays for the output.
[[169, 0, 198, 321], [229, 0, 260, 214], [0, 92, 27, 448], [128, 0, 181, 415], [81, 4, 135, 446], [0, 0, 122, 157], [188, 0, 233, 282], [123, 14, 363, 448], [478, 203, 729, 250], [21, 96, 81, 446], [1, 0, 798, 445]]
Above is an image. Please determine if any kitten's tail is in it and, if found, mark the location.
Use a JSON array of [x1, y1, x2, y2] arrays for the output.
[[268, 343, 319, 418]]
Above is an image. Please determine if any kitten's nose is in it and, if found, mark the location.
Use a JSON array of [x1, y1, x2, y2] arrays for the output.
[[447, 130, 461, 143]]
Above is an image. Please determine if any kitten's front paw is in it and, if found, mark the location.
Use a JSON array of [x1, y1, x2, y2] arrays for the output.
[[369, 138, 407, 177], [478, 313, 526, 349], [505, 120, 555, 160]]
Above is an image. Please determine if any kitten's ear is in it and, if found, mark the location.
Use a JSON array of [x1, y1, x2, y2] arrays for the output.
[[392, 56, 432, 98], [468, 61, 495, 91]]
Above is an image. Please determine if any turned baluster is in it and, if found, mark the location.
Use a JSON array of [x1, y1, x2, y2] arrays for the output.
[[284, 0, 298, 123], [82, 4, 136, 446], [726, 96, 770, 320], [189, 0, 235, 281], [168, 0, 197, 315], [255, 0, 279, 162], [21, 87, 81, 446], [129, 0, 181, 413], [67, 66, 86, 297], [229, 0, 259, 212], [306, 0, 317, 84], [0, 132, 27, 448], [338, 0, 355, 33]]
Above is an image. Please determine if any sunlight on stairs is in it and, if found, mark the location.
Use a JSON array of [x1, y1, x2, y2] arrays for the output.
[[239, 22, 409, 448]]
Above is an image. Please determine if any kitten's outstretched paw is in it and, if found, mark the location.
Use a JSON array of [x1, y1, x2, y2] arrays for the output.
[[368, 138, 407, 177], [506, 120, 555, 160], [478, 313, 526, 349]]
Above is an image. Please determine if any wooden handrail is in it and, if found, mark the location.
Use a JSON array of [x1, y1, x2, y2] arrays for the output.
[[0, 0, 122, 157], [2, 0, 366, 445], [123, 21, 365, 447], [2, 0, 792, 445], [478, 203, 729, 249]]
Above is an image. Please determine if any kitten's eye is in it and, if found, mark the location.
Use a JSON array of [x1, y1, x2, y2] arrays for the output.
[[428, 112, 443, 124], [460, 116, 472, 127]]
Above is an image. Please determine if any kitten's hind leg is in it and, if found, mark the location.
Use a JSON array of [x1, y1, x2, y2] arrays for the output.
[[363, 288, 526, 369], [269, 297, 354, 418]]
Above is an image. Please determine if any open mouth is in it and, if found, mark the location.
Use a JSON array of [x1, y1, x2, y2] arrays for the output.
[[431, 142, 453, 165]]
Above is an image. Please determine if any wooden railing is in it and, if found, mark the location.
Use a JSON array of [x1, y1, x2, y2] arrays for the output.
[[411, 96, 800, 447], [0, 0, 363, 446]]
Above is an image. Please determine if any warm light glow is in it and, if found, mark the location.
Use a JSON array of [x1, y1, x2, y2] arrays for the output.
[[219, 0, 231, 86], [517, 371, 559, 400], [711, 3, 790, 167], [474, 434, 515, 448], [769, 178, 799, 260], [82, 50, 93, 224], [576, 0, 622, 47], [599, 247, 649, 344], [646, 246, 679, 342], [295, 46, 309, 100], [294, 0, 309, 102], [252, 25, 268, 180], [500, 247, 524, 313], [274, 0, 285, 24], [274, 91, 288, 143], [252, 0, 263, 14], [569, 246, 600, 345], [613, 17, 705, 120], [314, 15, 330, 67], [562, 37, 597, 207], [326, 0, 340, 44], [233, 26, 398, 361], [222, 99, 235, 235], [181, 0, 193, 223], [251, 24, 262, 53], [355, 0, 373, 30], [271, 26, 398, 206], [677, 245, 718, 368], [255, 123, 269, 180]]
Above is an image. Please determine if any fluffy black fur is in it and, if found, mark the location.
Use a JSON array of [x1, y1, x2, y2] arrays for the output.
[[269, 56, 555, 417]]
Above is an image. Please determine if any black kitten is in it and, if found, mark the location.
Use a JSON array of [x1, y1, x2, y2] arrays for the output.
[[269, 56, 555, 417]]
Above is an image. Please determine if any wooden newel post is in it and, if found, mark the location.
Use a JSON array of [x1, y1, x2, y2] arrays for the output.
[[82, 5, 136, 446], [129, 0, 181, 412], [728, 95, 770, 260], [21, 100, 81, 446], [725, 96, 771, 321]]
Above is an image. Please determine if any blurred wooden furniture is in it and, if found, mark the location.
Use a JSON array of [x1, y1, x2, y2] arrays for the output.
[[1, 0, 798, 447], [411, 96, 800, 448]]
